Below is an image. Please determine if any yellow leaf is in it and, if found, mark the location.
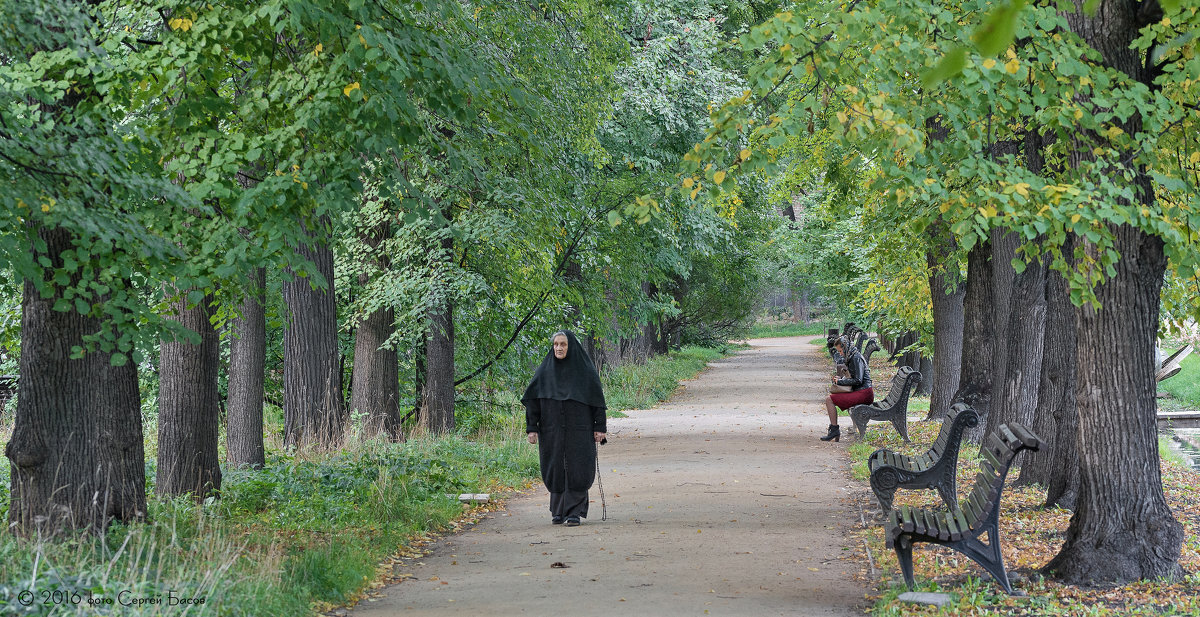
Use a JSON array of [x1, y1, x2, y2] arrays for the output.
[[343, 82, 361, 96], [1014, 183, 1030, 197], [836, 111, 848, 124], [169, 18, 183, 30], [301, 182, 308, 190], [1105, 126, 1124, 139], [682, 177, 695, 189], [314, 43, 323, 56], [1071, 214, 1081, 223], [923, 178, 935, 185], [1005, 59, 1020, 74], [939, 201, 951, 214], [739, 148, 751, 161], [41, 204, 50, 212], [713, 170, 727, 184], [1093, 147, 1105, 156], [982, 58, 996, 70], [690, 186, 701, 199], [1190, 152, 1200, 165], [1073, 108, 1083, 120]]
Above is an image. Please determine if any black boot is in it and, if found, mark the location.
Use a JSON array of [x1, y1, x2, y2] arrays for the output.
[[820, 424, 841, 442]]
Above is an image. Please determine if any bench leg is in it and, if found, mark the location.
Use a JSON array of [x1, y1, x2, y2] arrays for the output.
[[956, 523, 1013, 594], [869, 471, 898, 515], [889, 411, 910, 443], [894, 537, 917, 590], [850, 408, 868, 438]]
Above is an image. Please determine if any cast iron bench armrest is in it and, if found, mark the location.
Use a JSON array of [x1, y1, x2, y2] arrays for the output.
[[849, 366, 921, 442], [866, 403, 980, 514]]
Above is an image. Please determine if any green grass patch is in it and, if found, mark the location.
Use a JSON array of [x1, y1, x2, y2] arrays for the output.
[[1159, 353, 1200, 410], [0, 431, 538, 616], [746, 321, 834, 339], [602, 344, 735, 411]]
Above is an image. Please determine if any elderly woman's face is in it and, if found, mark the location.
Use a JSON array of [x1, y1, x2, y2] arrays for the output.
[[553, 335, 569, 360]]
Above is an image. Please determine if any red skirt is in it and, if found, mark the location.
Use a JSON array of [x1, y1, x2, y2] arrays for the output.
[[830, 387, 874, 411]]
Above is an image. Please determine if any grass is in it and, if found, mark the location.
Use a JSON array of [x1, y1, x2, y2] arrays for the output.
[[847, 420, 1200, 616], [746, 321, 839, 339], [601, 344, 736, 413], [1159, 353, 1200, 410], [0, 343, 729, 616]]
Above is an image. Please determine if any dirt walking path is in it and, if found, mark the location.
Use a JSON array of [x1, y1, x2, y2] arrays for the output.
[[348, 337, 871, 616]]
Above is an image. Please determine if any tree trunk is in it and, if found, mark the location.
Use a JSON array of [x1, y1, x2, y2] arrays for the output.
[[925, 235, 965, 420], [1044, 224, 1182, 583], [1018, 238, 1078, 505], [989, 230, 1019, 391], [6, 227, 145, 534], [1044, 0, 1184, 585], [351, 303, 401, 439], [226, 267, 266, 468], [157, 287, 222, 498], [422, 299, 455, 434], [915, 355, 933, 396], [951, 239, 995, 443], [283, 220, 346, 449], [984, 253, 1047, 440]]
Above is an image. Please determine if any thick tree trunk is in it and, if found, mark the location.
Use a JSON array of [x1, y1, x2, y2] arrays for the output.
[[351, 303, 401, 439], [925, 237, 965, 420], [1018, 239, 1078, 505], [951, 240, 995, 443], [283, 221, 346, 449], [157, 288, 222, 498], [915, 355, 933, 396], [984, 254, 1047, 440], [422, 299, 455, 434], [989, 230, 1019, 391], [6, 227, 145, 534], [226, 268, 266, 468], [1044, 0, 1184, 585], [1044, 225, 1182, 583]]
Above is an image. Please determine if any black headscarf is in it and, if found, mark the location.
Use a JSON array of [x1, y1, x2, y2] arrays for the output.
[[521, 330, 606, 409]]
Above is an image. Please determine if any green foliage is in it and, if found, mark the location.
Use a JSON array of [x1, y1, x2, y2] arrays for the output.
[[0, 433, 537, 616], [602, 344, 734, 411]]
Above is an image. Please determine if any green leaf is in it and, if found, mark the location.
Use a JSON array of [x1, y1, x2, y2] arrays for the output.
[[110, 352, 128, 367], [972, 0, 1026, 57], [922, 47, 967, 87]]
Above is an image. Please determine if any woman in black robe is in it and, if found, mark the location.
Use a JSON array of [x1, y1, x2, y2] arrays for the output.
[[523, 330, 607, 526]]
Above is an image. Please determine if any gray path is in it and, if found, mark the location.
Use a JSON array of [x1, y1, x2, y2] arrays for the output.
[[348, 337, 870, 616]]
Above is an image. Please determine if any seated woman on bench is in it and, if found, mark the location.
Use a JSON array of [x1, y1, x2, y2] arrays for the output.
[[821, 335, 873, 442]]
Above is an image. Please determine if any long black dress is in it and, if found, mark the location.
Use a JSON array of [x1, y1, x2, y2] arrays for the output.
[[522, 331, 607, 520]]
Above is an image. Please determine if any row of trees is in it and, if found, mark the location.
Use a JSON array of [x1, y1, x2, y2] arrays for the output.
[[1, 0, 786, 535], [685, 0, 1199, 586]]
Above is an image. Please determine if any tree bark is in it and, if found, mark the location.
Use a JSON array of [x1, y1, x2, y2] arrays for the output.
[[6, 227, 145, 534], [157, 287, 222, 498], [226, 267, 266, 468], [989, 230, 1019, 389], [1044, 0, 1184, 585], [351, 302, 401, 439], [422, 299, 455, 434], [925, 234, 965, 420], [283, 220, 346, 449], [951, 239, 995, 443], [1018, 238, 1078, 506], [984, 253, 1047, 440]]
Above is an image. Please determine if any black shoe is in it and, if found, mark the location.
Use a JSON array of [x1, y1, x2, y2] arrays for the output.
[[552, 516, 564, 525], [565, 516, 580, 527], [820, 424, 841, 442]]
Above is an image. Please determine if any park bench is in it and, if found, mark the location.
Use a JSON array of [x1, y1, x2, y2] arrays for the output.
[[849, 366, 921, 442], [867, 403, 979, 514], [885, 421, 1043, 594], [862, 338, 880, 364]]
